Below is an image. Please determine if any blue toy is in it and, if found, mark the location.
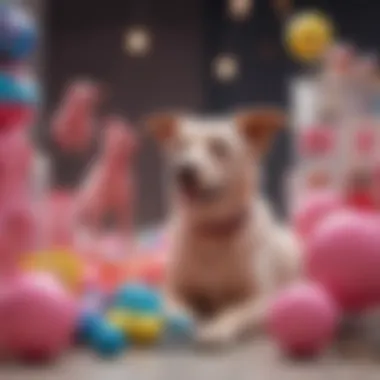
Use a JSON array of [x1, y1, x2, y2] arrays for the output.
[[113, 283, 162, 314], [0, 4, 38, 62], [90, 321, 128, 357], [0, 71, 39, 104], [75, 311, 104, 344]]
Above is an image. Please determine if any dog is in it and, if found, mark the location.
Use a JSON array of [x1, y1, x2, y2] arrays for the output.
[[147, 108, 301, 347]]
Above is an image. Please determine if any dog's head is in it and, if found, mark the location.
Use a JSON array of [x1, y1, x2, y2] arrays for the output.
[[147, 108, 285, 219]]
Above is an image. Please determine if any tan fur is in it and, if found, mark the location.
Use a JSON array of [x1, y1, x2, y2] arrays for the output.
[[148, 109, 301, 347]]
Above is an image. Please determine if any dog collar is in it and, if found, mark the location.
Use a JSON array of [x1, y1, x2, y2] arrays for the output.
[[192, 210, 248, 238]]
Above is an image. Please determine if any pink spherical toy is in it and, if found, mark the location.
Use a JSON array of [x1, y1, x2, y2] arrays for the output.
[[1, 273, 78, 361], [292, 190, 343, 241], [306, 212, 380, 312], [267, 282, 339, 357]]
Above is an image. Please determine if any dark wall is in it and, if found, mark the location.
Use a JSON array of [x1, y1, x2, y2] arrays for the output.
[[45, 0, 203, 226]]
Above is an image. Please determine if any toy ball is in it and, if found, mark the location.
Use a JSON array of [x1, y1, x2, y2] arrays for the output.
[[106, 309, 129, 332], [306, 212, 380, 312], [2, 273, 78, 361], [22, 249, 86, 294], [113, 283, 162, 314], [124, 314, 164, 344], [267, 282, 340, 357], [292, 190, 343, 240], [285, 11, 334, 62], [90, 320, 128, 357], [0, 4, 38, 62], [76, 310, 104, 344]]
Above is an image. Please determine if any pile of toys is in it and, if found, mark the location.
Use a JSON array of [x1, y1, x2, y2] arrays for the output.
[[266, 43, 380, 358]]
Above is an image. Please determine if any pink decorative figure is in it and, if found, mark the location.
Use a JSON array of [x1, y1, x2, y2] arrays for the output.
[[267, 282, 339, 357], [306, 212, 380, 312], [0, 199, 78, 361], [75, 116, 137, 238], [51, 80, 101, 152]]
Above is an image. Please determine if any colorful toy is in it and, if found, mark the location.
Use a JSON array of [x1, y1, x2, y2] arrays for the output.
[[0, 4, 38, 62], [0, 71, 39, 131], [113, 283, 162, 314], [285, 11, 334, 63], [306, 212, 380, 311], [76, 311, 104, 343], [267, 282, 340, 357], [22, 249, 86, 294], [292, 190, 343, 240], [51, 80, 101, 152], [75, 116, 137, 236], [90, 320, 128, 357], [124, 314, 164, 345]]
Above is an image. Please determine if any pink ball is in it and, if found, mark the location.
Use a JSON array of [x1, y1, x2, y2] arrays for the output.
[[292, 190, 343, 241], [1, 273, 78, 361], [267, 282, 339, 357], [306, 212, 380, 312]]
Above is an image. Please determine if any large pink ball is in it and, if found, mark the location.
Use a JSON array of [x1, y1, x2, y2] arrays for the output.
[[267, 282, 339, 357], [292, 190, 343, 241], [1, 273, 78, 360], [307, 212, 380, 312]]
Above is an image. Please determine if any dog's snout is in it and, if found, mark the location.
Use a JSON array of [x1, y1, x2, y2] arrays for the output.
[[176, 165, 198, 188]]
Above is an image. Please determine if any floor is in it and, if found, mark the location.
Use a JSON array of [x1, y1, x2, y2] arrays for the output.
[[1, 339, 380, 380]]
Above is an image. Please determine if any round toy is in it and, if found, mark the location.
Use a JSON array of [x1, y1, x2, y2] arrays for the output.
[[124, 314, 164, 344], [267, 282, 340, 357], [113, 283, 162, 313], [90, 320, 128, 357], [306, 212, 380, 311], [22, 249, 86, 293], [0, 71, 39, 131], [76, 310, 104, 344], [0, 4, 38, 62], [292, 190, 343, 240], [107, 309, 129, 332], [285, 11, 334, 63], [2, 273, 78, 361]]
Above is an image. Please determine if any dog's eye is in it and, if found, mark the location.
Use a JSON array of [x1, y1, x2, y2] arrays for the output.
[[209, 139, 228, 159]]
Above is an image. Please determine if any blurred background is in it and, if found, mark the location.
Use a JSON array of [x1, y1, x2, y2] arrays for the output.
[[28, 0, 380, 226]]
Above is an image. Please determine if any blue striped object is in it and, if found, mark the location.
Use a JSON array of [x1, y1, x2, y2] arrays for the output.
[[0, 71, 39, 104], [0, 4, 38, 61]]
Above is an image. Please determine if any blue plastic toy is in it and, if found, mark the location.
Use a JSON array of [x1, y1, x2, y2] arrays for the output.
[[0, 71, 39, 104], [90, 321, 128, 357], [113, 283, 162, 314], [0, 4, 38, 62], [76, 310, 104, 344]]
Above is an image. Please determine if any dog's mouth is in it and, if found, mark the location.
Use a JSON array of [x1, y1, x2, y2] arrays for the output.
[[178, 183, 222, 203]]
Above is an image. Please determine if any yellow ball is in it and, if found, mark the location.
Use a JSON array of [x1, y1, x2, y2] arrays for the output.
[[124, 314, 164, 344], [22, 250, 84, 293], [285, 11, 334, 62]]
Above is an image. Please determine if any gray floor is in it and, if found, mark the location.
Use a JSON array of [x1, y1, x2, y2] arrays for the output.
[[1, 339, 380, 380]]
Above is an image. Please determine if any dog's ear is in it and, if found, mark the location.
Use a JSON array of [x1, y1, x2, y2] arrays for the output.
[[235, 108, 286, 155], [145, 113, 178, 145]]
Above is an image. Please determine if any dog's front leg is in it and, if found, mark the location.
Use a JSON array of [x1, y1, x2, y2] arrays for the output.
[[196, 295, 270, 347]]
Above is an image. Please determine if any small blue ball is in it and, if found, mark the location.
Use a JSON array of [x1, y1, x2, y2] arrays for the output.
[[0, 4, 38, 62], [76, 311, 104, 344], [0, 72, 40, 104], [113, 283, 162, 313], [91, 322, 128, 357]]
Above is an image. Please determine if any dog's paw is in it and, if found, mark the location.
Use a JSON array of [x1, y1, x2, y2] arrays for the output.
[[196, 320, 236, 349]]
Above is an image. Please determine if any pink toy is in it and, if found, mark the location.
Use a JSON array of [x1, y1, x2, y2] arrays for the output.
[[356, 128, 375, 154], [75, 116, 137, 237], [51, 80, 101, 152], [267, 282, 339, 357], [0, 199, 78, 361], [292, 190, 343, 241], [306, 212, 380, 312]]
